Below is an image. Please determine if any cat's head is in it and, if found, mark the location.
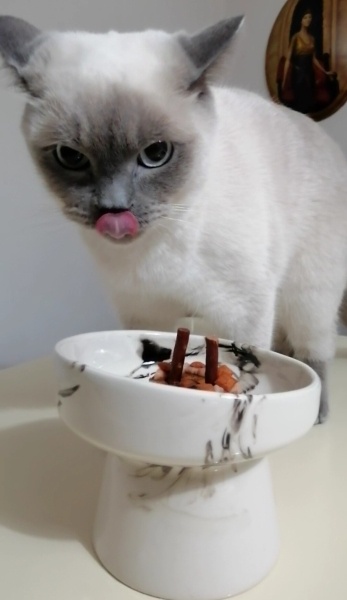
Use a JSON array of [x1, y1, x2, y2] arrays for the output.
[[0, 16, 243, 241]]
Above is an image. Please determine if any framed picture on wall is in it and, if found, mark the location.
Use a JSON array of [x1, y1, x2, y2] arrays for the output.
[[265, 0, 347, 121]]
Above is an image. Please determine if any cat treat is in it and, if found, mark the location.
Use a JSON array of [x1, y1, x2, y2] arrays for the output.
[[205, 336, 219, 384], [167, 327, 190, 385], [150, 329, 237, 392]]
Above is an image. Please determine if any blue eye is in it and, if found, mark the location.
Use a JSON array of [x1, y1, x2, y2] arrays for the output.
[[54, 144, 90, 170], [138, 141, 174, 168]]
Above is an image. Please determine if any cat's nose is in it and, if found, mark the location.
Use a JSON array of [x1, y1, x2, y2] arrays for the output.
[[96, 178, 130, 215], [93, 205, 128, 221]]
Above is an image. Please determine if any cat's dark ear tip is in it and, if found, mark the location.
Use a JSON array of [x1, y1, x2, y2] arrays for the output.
[[233, 15, 245, 26], [0, 14, 14, 32], [226, 15, 245, 32], [0, 14, 41, 67], [0, 15, 14, 23], [0, 15, 35, 30], [0, 14, 41, 36], [0, 15, 37, 24]]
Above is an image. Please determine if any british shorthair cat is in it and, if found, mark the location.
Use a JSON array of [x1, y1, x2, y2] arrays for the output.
[[1, 15, 347, 422]]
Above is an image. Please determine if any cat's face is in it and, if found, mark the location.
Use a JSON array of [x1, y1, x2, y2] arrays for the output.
[[22, 31, 208, 239], [0, 16, 243, 241]]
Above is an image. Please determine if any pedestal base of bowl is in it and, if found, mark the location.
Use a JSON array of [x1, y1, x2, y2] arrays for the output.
[[93, 453, 280, 600]]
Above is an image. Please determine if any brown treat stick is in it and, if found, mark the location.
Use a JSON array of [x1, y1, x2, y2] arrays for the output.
[[205, 336, 219, 384], [167, 328, 190, 385]]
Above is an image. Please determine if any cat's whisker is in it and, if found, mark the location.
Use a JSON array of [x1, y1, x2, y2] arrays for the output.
[[170, 204, 189, 210], [169, 211, 189, 217], [170, 207, 190, 214], [170, 206, 213, 215], [162, 216, 187, 224], [169, 206, 215, 218]]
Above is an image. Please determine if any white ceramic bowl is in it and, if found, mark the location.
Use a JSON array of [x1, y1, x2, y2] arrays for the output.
[[55, 330, 320, 600], [55, 330, 320, 467]]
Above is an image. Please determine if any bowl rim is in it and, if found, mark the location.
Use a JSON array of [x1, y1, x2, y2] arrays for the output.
[[54, 329, 321, 401]]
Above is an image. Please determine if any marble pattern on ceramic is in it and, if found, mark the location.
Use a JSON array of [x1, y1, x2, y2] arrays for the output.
[[127, 388, 268, 504]]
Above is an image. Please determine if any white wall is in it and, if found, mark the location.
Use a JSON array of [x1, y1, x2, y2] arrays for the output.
[[1, 0, 346, 366], [0, 0, 229, 366]]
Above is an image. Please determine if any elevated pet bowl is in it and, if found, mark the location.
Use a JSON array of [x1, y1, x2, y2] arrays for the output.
[[55, 330, 320, 600]]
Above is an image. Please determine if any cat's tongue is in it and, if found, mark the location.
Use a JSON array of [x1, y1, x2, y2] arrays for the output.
[[95, 211, 139, 240]]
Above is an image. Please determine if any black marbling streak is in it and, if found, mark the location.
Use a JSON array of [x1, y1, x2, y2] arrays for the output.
[[222, 430, 231, 450], [186, 344, 205, 357], [232, 398, 247, 432], [218, 342, 261, 369], [253, 414, 258, 441], [242, 447, 253, 459], [58, 385, 80, 398], [129, 339, 172, 379], [141, 339, 171, 363], [70, 361, 86, 372], [205, 440, 214, 464]]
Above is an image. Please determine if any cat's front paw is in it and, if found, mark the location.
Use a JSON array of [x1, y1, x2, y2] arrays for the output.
[[315, 389, 329, 424]]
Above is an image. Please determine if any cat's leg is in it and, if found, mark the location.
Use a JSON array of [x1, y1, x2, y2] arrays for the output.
[[280, 285, 343, 424], [211, 290, 277, 351], [271, 325, 293, 356], [338, 288, 347, 330]]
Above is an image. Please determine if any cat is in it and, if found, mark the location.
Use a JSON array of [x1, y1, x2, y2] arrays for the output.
[[1, 14, 347, 423]]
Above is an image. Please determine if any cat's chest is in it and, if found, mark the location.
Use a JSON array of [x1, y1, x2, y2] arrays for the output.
[[84, 229, 195, 292]]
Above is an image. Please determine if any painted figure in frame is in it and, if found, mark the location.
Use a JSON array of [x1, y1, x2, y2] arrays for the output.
[[276, 4, 339, 115]]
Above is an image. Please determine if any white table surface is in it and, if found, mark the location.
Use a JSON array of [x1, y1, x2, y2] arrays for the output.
[[1, 339, 347, 600]]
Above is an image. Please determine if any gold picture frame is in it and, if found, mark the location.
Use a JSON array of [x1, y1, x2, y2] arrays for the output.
[[265, 0, 347, 121]]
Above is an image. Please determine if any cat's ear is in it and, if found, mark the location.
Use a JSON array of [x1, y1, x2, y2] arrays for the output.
[[177, 16, 244, 93], [0, 16, 43, 94]]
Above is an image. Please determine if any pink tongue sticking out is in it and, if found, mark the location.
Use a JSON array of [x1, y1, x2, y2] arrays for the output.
[[95, 211, 139, 240]]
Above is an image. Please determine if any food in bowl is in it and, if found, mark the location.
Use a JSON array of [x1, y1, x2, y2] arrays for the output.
[[150, 328, 251, 393]]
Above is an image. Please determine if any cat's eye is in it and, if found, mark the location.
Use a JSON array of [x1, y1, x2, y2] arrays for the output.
[[138, 141, 173, 169], [54, 145, 90, 171]]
